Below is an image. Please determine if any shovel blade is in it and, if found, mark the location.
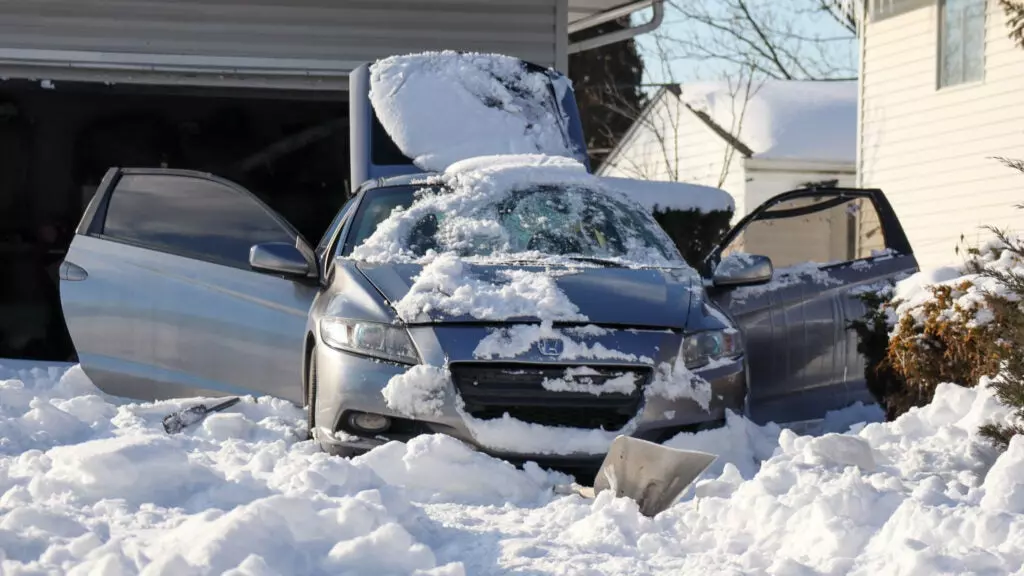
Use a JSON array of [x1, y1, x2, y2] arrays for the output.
[[593, 435, 717, 517]]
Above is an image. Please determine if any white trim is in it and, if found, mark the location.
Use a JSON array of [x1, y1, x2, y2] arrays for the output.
[[745, 157, 857, 174], [0, 48, 358, 75], [556, 0, 569, 73], [0, 48, 358, 90], [857, 0, 868, 187]]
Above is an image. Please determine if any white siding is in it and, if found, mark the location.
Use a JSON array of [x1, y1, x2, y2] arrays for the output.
[[0, 0, 562, 90], [598, 91, 748, 217], [859, 0, 1024, 269]]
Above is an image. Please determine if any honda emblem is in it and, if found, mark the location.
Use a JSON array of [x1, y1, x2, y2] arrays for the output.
[[537, 338, 564, 357]]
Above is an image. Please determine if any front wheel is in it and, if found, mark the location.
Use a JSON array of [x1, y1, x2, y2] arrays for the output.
[[307, 345, 318, 440]]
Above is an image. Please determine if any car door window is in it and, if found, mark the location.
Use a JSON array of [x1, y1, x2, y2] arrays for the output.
[[721, 194, 887, 269], [101, 174, 298, 270], [316, 196, 357, 262]]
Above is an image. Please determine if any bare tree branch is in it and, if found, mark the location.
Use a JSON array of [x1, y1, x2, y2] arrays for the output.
[[652, 0, 858, 82]]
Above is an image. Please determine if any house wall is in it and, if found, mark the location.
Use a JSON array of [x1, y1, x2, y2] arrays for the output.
[[597, 92, 748, 217], [859, 0, 1024, 269], [0, 0, 566, 89]]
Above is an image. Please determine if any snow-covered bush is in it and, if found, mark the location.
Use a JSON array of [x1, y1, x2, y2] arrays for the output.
[[851, 159, 1024, 448]]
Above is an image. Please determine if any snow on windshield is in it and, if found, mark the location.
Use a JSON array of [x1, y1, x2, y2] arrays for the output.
[[369, 51, 578, 172], [350, 154, 686, 269]]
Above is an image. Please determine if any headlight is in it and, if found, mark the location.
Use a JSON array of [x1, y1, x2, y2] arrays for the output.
[[319, 318, 419, 365], [682, 330, 742, 369]]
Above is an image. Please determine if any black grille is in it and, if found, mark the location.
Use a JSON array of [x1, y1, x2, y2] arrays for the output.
[[450, 363, 650, 431]]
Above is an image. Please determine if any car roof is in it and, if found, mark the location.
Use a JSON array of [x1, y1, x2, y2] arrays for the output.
[[356, 172, 441, 195]]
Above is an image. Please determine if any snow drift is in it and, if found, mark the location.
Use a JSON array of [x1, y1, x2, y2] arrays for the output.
[[3, 360, 1024, 574]]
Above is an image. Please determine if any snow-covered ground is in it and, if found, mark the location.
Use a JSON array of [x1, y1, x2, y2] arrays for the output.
[[3, 360, 1024, 575]]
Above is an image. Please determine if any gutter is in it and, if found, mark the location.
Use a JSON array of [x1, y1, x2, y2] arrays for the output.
[[568, 0, 665, 54]]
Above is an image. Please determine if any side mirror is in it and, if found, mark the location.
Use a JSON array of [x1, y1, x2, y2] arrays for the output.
[[712, 253, 773, 287], [249, 242, 312, 277]]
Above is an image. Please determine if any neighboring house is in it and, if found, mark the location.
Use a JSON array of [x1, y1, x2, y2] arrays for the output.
[[859, 0, 1024, 270], [598, 80, 858, 220]]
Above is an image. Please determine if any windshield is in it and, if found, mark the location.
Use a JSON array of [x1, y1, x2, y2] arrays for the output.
[[343, 183, 686, 266]]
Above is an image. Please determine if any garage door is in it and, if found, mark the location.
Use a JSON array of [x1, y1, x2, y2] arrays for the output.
[[0, 0, 563, 90]]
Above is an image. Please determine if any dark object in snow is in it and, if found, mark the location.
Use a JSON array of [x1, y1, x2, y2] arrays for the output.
[[162, 397, 241, 434]]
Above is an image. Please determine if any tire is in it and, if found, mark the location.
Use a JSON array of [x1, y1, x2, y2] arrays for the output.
[[307, 345, 318, 441]]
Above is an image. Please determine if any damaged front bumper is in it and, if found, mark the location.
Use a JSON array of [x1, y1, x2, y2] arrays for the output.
[[312, 325, 747, 470]]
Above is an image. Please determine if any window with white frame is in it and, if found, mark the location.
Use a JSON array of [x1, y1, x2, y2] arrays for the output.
[[939, 0, 987, 87]]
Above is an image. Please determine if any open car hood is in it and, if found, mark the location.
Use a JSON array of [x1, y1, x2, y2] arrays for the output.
[[356, 261, 699, 329]]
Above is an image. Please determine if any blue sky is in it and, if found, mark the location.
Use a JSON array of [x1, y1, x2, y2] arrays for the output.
[[628, 2, 859, 85]]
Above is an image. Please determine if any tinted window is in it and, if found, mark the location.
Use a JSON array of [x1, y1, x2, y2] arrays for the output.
[[103, 174, 295, 269], [723, 195, 886, 268], [316, 196, 357, 261], [342, 187, 418, 256]]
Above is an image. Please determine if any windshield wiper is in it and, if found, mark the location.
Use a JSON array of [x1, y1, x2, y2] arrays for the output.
[[563, 256, 627, 268]]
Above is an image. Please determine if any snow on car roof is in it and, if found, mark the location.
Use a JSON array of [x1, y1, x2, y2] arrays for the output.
[[369, 51, 579, 172], [597, 176, 735, 214], [679, 79, 857, 164]]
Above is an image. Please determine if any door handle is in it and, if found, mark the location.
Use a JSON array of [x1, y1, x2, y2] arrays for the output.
[[59, 261, 88, 281]]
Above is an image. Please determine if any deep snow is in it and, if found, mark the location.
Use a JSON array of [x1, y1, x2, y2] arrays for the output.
[[3, 360, 1024, 575]]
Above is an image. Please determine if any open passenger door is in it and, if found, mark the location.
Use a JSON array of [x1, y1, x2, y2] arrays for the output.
[[60, 168, 319, 405], [705, 187, 919, 426]]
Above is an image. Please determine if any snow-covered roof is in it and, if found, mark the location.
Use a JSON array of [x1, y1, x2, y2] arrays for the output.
[[598, 176, 735, 214], [674, 79, 857, 164]]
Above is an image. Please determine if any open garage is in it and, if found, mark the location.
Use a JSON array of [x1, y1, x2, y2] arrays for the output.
[[0, 0, 661, 360]]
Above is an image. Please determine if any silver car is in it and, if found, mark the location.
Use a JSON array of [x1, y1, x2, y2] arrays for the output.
[[59, 167, 918, 476]]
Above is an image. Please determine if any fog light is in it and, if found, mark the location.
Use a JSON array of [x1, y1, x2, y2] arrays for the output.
[[348, 412, 391, 433]]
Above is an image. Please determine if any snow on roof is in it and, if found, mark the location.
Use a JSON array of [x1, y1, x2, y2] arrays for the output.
[[676, 79, 857, 164], [598, 176, 735, 214], [369, 51, 579, 172]]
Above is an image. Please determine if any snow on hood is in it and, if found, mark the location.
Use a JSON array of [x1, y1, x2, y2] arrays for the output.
[[369, 51, 579, 172], [5, 359, 1024, 573], [679, 79, 857, 164], [349, 155, 695, 326], [357, 259, 698, 327]]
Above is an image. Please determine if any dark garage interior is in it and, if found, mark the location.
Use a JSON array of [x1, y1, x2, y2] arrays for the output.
[[0, 79, 350, 362]]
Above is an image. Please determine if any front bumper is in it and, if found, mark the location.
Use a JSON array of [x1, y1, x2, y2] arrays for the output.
[[312, 332, 747, 466]]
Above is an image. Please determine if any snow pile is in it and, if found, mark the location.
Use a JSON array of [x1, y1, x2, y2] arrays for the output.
[[598, 176, 735, 214], [369, 52, 578, 172], [677, 79, 857, 163], [382, 365, 450, 418], [4, 361, 1024, 573]]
